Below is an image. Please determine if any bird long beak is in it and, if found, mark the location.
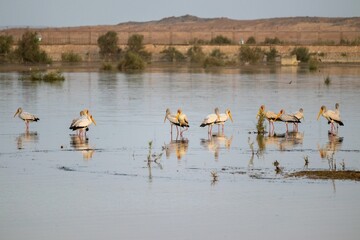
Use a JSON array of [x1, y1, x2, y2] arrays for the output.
[[274, 112, 282, 121], [91, 115, 97, 125], [14, 109, 20, 118], [316, 109, 322, 120], [229, 113, 233, 122]]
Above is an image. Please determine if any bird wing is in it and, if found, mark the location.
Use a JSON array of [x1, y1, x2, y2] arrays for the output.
[[326, 110, 343, 125], [216, 113, 228, 123], [280, 114, 300, 123], [201, 113, 218, 126], [70, 116, 91, 129], [20, 111, 39, 121], [167, 114, 180, 126]]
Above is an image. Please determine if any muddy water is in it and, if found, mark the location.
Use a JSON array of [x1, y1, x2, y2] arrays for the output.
[[1, 65, 360, 239]]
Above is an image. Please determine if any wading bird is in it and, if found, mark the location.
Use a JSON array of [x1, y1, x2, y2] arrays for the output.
[[176, 109, 189, 137], [277, 109, 301, 132], [164, 108, 180, 136], [317, 105, 344, 135], [292, 108, 304, 131], [215, 108, 233, 133], [200, 107, 220, 135], [257, 105, 281, 134], [70, 109, 90, 135], [69, 114, 97, 136], [14, 107, 39, 130]]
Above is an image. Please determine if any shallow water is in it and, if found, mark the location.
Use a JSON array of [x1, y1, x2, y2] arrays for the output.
[[1, 65, 360, 239]]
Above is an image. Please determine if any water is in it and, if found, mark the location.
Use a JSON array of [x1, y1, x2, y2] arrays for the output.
[[1, 65, 360, 240]]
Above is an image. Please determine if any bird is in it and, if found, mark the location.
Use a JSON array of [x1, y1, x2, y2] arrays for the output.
[[277, 109, 301, 132], [70, 109, 90, 135], [164, 108, 180, 136], [257, 105, 281, 134], [13, 107, 39, 130], [317, 105, 344, 135], [292, 108, 304, 131], [176, 108, 189, 137], [200, 107, 220, 135], [215, 108, 233, 133], [334, 103, 341, 131], [69, 114, 96, 136]]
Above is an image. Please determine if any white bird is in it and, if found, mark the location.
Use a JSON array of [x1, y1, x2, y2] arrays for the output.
[[334, 103, 341, 131], [277, 109, 301, 132], [292, 108, 304, 131], [69, 114, 96, 136], [215, 108, 233, 133], [176, 108, 189, 137], [70, 109, 90, 135], [14, 107, 39, 130], [200, 107, 220, 135], [317, 105, 344, 135], [257, 105, 281, 134], [164, 108, 180, 136]]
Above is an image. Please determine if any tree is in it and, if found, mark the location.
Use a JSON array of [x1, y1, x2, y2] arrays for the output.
[[239, 45, 264, 64], [160, 47, 185, 62], [186, 45, 205, 63], [246, 36, 256, 44], [15, 31, 51, 63], [291, 47, 310, 62], [97, 31, 120, 60], [127, 34, 151, 61], [0, 35, 13, 54], [265, 47, 278, 62], [210, 35, 232, 45]]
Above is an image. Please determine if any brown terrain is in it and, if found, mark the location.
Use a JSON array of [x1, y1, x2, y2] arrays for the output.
[[1, 15, 360, 62]]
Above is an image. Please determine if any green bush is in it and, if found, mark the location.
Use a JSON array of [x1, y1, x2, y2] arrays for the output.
[[118, 51, 145, 71], [97, 31, 120, 60], [15, 31, 51, 63], [246, 36, 256, 44], [160, 47, 185, 62], [239, 46, 264, 64], [291, 47, 310, 62], [263, 37, 281, 45], [0, 35, 13, 54], [186, 45, 205, 63], [61, 51, 82, 62], [265, 47, 278, 62], [210, 35, 232, 45], [203, 49, 226, 67], [28, 70, 65, 82], [101, 62, 113, 71], [127, 34, 151, 61], [308, 57, 319, 71]]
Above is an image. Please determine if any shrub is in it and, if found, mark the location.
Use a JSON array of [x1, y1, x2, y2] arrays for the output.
[[246, 36, 256, 44], [265, 47, 278, 62], [264, 37, 281, 45], [61, 51, 82, 62], [0, 35, 13, 54], [15, 31, 51, 63], [308, 57, 319, 71], [127, 34, 151, 61], [101, 62, 113, 71], [97, 31, 120, 60], [160, 47, 185, 62], [118, 51, 145, 71], [203, 48, 227, 67], [239, 46, 264, 64], [291, 47, 310, 62], [186, 45, 205, 63], [28, 70, 65, 82], [210, 35, 232, 45]]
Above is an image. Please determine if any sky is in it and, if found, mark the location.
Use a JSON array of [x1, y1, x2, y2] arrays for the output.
[[0, 0, 359, 27]]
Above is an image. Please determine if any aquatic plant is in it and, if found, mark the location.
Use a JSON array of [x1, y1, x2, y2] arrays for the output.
[[27, 70, 65, 82], [256, 111, 266, 134], [211, 170, 219, 184], [324, 75, 331, 85], [101, 62, 113, 71]]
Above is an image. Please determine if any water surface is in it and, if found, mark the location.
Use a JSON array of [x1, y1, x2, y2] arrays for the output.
[[1, 65, 360, 240]]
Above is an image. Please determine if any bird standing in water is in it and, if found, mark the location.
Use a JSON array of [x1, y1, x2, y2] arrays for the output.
[[14, 107, 39, 130]]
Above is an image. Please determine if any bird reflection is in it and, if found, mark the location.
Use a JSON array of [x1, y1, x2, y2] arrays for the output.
[[70, 135, 95, 160], [163, 138, 189, 160], [318, 133, 343, 159], [16, 130, 39, 149], [200, 133, 233, 160], [264, 131, 304, 151]]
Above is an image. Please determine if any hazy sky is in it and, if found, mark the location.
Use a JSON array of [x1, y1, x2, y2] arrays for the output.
[[0, 0, 359, 27]]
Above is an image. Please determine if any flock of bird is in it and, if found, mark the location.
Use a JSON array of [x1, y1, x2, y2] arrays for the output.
[[13, 103, 344, 136]]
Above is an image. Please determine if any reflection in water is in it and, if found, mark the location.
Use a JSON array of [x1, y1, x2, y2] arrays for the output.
[[16, 131, 39, 149], [318, 133, 343, 170], [70, 135, 95, 160], [263, 131, 304, 151], [163, 138, 189, 160], [200, 133, 233, 160]]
